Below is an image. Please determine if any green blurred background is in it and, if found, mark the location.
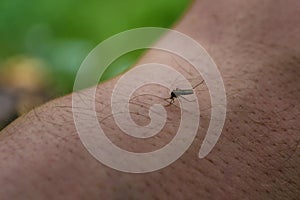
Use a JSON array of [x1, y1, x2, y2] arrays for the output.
[[0, 0, 191, 129]]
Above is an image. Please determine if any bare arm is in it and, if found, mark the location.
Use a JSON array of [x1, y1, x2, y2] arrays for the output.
[[0, 0, 299, 199]]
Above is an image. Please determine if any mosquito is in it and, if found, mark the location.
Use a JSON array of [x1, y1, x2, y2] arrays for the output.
[[165, 79, 204, 105]]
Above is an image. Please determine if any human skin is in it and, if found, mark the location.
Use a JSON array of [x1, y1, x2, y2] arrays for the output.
[[0, 0, 299, 199]]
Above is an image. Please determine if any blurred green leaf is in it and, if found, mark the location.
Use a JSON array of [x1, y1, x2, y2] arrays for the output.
[[0, 0, 191, 95]]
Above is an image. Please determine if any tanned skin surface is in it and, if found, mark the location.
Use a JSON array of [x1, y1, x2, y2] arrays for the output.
[[0, 0, 299, 199]]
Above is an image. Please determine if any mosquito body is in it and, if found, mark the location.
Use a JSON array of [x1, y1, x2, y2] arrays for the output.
[[169, 89, 193, 104], [166, 80, 204, 105]]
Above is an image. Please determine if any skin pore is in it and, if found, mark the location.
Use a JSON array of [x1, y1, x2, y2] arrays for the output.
[[0, 0, 299, 199]]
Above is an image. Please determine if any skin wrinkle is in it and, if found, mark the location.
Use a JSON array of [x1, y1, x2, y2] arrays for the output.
[[0, 0, 299, 199]]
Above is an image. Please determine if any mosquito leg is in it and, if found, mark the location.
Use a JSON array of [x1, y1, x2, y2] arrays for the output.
[[164, 97, 175, 107], [192, 80, 204, 89], [179, 95, 195, 102]]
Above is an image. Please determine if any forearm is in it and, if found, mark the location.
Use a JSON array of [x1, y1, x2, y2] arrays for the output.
[[0, 0, 299, 199]]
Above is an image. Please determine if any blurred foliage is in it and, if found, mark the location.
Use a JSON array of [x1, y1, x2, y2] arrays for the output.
[[0, 0, 191, 95]]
